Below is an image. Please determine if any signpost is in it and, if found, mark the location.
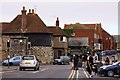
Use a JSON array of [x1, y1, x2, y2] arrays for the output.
[[7, 40, 10, 68]]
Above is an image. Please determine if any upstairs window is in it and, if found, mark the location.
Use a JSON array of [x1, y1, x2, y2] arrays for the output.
[[59, 36, 67, 42]]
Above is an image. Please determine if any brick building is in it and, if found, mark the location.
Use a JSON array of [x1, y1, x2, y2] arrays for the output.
[[64, 23, 115, 54]]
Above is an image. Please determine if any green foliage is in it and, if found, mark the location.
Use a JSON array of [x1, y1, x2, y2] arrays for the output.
[[63, 29, 73, 37], [69, 23, 90, 29]]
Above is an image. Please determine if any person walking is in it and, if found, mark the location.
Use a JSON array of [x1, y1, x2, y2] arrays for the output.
[[105, 56, 110, 65], [87, 53, 94, 78], [73, 55, 78, 70]]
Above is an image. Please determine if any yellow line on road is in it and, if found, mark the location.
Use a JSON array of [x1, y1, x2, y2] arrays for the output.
[[67, 70, 76, 80], [68, 70, 73, 80], [71, 70, 76, 79]]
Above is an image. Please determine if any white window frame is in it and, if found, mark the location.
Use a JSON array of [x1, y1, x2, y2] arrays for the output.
[[59, 36, 67, 42]]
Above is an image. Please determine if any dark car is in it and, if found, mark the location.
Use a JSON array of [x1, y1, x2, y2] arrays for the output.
[[2, 56, 22, 66], [53, 56, 70, 65], [98, 61, 120, 77]]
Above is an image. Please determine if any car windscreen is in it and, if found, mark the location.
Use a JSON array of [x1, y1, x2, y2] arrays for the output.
[[22, 56, 34, 60]]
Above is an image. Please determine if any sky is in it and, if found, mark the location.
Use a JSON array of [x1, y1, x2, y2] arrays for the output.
[[0, 0, 119, 35]]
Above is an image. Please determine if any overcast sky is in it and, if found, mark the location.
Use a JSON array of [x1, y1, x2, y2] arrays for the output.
[[0, 0, 119, 35]]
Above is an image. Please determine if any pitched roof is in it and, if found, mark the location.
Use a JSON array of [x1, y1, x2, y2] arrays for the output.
[[0, 22, 10, 33], [2, 8, 51, 34], [64, 23, 102, 30], [64, 23, 90, 29], [48, 26, 66, 36]]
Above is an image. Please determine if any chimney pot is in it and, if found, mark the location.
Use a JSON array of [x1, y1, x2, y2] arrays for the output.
[[23, 6, 25, 10], [21, 6, 27, 15], [56, 17, 59, 27], [32, 9, 34, 14], [29, 9, 31, 13]]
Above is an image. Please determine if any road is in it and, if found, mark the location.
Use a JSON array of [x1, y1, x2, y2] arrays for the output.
[[1, 63, 120, 80]]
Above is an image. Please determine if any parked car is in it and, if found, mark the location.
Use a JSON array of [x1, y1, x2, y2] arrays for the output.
[[100, 50, 117, 65], [2, 56, 22, 66], [98, 61, 120, 77], [19, 55, 40, 71], [53, 56, 70, 65]]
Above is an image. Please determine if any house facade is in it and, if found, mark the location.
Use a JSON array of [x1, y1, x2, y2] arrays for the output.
[[48, 18, 68, 59], [64, 23, 115, 55], [2, 7, 54, 64]]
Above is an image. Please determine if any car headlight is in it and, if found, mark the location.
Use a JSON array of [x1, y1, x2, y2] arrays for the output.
[[102, 67, 107, 69], [99, 66, 107, 70]]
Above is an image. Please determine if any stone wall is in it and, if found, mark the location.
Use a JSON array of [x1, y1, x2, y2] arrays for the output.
[[31, 46, 53, 64]]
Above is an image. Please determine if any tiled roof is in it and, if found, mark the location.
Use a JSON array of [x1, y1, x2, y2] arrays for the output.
[[64, 23, 90, 29], [0, 22, 10, 33], [2, 8, 51, 34], [64, 23, 101, 30], [48, 26, 66, 36]]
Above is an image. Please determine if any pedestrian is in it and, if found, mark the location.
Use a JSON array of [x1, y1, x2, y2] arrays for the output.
[[105, 56, 110, 65], [73, 55, 78, 70], [93, 51, 98, 74], [86, 53, 94, 78]]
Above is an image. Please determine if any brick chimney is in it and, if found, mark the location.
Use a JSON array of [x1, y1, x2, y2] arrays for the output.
[[21, 6, 27, 31], [29, 9, 31, 13], [32, 9, 34, 14], [56, 17, 59, 27]]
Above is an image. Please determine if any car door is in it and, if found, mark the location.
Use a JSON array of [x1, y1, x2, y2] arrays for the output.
[[12, 56, 21, 65]]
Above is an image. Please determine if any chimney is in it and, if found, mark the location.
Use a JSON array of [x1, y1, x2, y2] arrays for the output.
[[21, 6, 27, 15], [29, 9, 31, 13], [21, 6, 27, 31], [56, 17, 59, 27], [32, 9, 34, 14]]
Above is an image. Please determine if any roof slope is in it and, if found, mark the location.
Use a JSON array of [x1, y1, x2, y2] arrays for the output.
[[48, 26, 66, 36], [2, 9, 51, 34], [64, 23, 90, 29]]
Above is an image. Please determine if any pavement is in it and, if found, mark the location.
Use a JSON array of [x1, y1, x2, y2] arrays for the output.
[[0, 66, 18, 72]]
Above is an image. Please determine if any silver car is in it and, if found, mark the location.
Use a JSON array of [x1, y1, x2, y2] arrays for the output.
[[53, 56, 70, 65], [19, 55, 40, 71]]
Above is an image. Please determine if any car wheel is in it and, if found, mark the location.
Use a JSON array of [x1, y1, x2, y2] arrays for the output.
[[61, 62, 64, 65], [37, 66, 39, 70], [23, 68, 25, 71], [19, 67, 22, 71], [9, 62, 13, 66], [53, 63, 55, 65], [107, 70, 114, 77], [34, 67, 37, 71]]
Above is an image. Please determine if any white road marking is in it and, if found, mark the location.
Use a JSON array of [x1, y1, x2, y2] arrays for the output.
[[32, 71, 39, 74], [82, 68, 89, 78], [41, 69, 46, 72], [0, 72, 4, 73], [76, 70, 79, 79], [68, 70, 73, 79]]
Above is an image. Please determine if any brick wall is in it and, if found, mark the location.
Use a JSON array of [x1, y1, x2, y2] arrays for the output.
[[31, 46, 53, 64]]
